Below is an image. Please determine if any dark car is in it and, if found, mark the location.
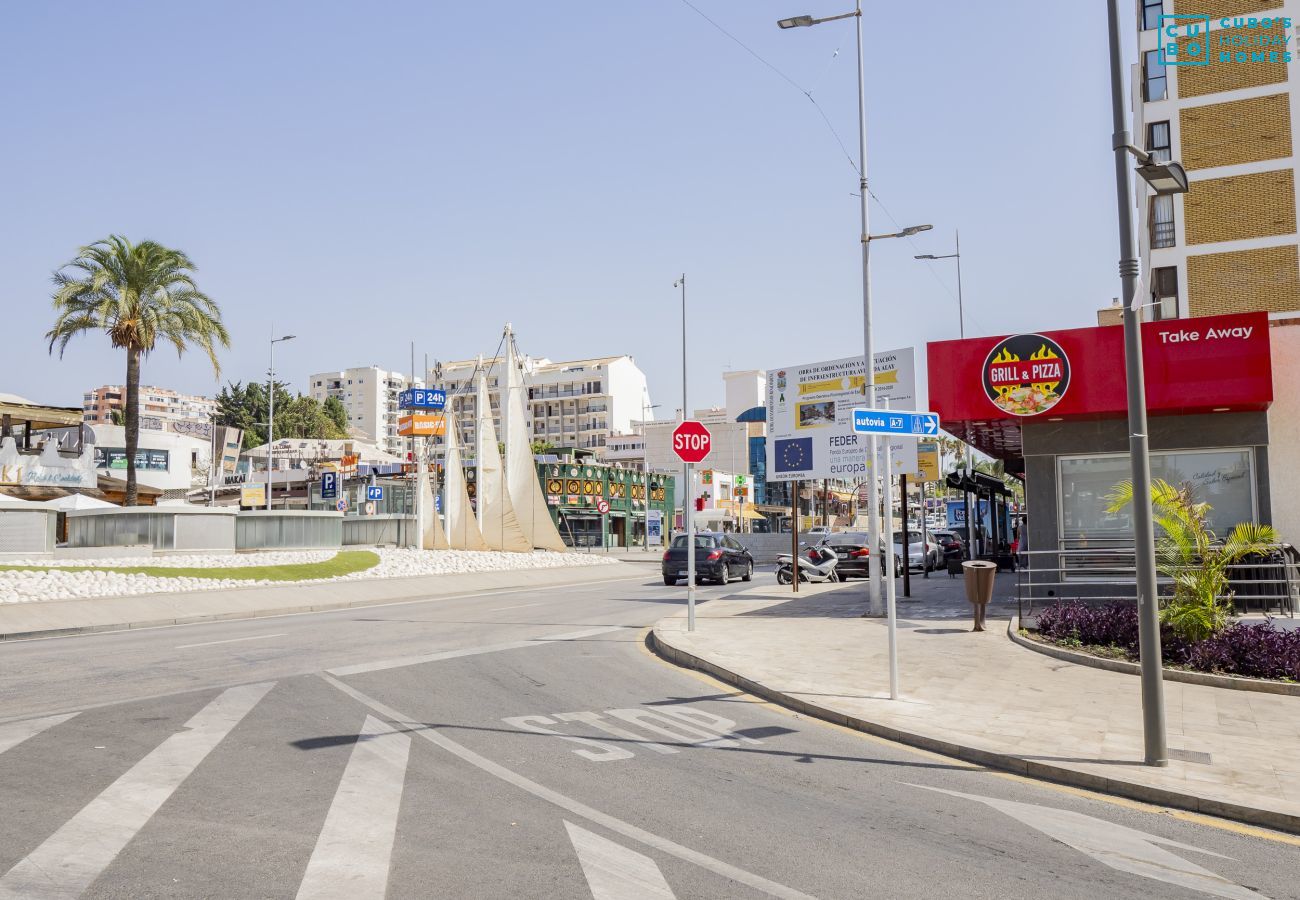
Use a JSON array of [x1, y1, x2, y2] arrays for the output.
[[931, 530, 965, 560], [819, 532, 901, 579], [662, 532, 754, 585]]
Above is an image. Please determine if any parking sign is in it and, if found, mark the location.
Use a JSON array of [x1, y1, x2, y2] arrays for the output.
[[321, 471, 338, 500]]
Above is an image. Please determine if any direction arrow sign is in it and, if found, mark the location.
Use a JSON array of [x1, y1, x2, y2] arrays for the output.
[[852, 407, 940, 436]]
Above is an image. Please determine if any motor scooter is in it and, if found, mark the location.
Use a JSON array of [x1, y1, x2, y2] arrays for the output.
[[775, 545, 840, 584]]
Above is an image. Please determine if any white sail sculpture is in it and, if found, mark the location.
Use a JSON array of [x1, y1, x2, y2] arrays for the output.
[[475, 369, 532, 553], [418, 452, 449, 550], [443, 401, 489, 551], [503, 328, 568, 551]]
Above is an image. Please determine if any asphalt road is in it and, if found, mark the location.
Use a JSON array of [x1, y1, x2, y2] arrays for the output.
[[0, 568, 1295, 899]]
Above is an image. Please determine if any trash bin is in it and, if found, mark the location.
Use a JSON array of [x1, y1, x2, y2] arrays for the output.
[[962, 560, 997, 632]]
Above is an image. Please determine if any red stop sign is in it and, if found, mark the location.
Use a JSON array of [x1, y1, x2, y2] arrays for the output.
[[672, 420, 712, 463]]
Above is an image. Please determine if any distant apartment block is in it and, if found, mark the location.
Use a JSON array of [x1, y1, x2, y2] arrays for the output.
[[82, 385, 216, 425], [434, 354, 650, 457], [308, 366, 423, 455]]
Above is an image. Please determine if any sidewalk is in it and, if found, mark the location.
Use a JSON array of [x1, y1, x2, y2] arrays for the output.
[[0, 562, 646, 641], [651, 574, 1300, 834]]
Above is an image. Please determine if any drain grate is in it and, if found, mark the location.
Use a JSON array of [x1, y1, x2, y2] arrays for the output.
[[1167, 747, 1213, 765]]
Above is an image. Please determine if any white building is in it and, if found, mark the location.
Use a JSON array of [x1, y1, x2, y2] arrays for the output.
[[308, 367, 423, 456], [433, 354, 650, 457], [89, 423, 213, 498]]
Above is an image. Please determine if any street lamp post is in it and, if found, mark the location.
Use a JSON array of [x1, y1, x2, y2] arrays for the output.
[[267, 332, 296, 511], [1106, 0, 1190, 767], [916, 232, 975, 558], [675, 274, 694, 627], [778, 5, 929, 618]]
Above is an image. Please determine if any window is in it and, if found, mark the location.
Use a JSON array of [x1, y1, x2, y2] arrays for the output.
[[1146, 121, 1171, 162], [1151, 266, 1178, 320], [1150, 194, 1175, 248], [1143, 50, 1166, 101], [1059, 450, 1255, 548], [1142, 0, 1163, 30]]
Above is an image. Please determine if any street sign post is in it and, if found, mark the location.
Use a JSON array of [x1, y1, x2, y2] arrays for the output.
[[366, 485, 383, 501], [672, 421, 711, 631], [595, 498, 610, 514], [851, 407, 940, 437]]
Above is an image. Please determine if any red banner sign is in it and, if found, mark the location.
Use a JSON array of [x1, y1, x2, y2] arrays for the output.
[[927, 312, 1272, 425]]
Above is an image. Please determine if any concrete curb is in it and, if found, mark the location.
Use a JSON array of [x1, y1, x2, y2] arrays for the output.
[[648, 624, 1300, 835], [1008, 617, 1300, 698], [0, 564, 648, 641]]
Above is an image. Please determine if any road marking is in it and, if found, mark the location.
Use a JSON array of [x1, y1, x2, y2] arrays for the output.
[[0, 713, 76, 756], [503, 715, 635, 762], [320, 674, 815, 900], [640, 627, 1300, 848], [176, 632, 289, 649], [326, 625, 631, 676], [0, 682, 274, 899], [553, 712, 678, 756], [566, 820, 676, 899], [491, 602, 547, 611], [907, 784, 1265, 900], [296, 715, 410, 900]]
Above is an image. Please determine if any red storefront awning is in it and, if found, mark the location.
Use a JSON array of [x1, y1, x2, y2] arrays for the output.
[[926, 312, 1273, 462]]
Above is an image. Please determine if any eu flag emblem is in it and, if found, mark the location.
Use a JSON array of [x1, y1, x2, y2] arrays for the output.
[[774, 437, 812, 473]]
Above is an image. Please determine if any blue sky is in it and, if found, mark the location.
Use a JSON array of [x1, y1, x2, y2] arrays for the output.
[[1, 1, 1130, 414]]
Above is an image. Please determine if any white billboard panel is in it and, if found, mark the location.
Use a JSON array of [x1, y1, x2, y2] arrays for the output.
[[765, 348, 916, 483]]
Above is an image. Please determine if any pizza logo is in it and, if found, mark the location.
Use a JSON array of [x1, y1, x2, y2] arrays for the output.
[[982, 334, 1070, 417]]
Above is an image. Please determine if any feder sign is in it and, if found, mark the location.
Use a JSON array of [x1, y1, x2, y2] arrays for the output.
[[672, 421, 711, 464]]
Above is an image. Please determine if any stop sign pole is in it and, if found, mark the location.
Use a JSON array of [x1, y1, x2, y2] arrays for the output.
[[672, 420, 711, 631]]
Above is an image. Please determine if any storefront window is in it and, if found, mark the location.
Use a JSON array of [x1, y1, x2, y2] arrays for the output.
[[1058, 449, 1255, 547]]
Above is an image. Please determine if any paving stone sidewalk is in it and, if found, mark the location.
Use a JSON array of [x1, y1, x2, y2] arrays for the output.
[[652, 573, 1300, 834]]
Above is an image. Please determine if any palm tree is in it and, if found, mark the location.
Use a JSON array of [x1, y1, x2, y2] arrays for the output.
[[1106, 478, 1277, 641], [46, 236, 228, 505]]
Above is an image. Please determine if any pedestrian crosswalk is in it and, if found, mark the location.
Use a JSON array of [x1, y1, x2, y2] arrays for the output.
[[0, 682, 772, 899]]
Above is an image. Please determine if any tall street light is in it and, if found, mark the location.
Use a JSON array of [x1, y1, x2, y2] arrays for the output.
[[778, 4, 928, 617], [1106, 0, 1190, 767], [267, 332, 296, 511], [916, 232, 975, 557]]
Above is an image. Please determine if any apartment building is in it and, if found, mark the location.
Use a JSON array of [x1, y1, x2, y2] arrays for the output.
[[433, 354, 649, 456], [82, 385, 216, 425], [1135, 0, 1300, 319], [308, 367, 423, 455]]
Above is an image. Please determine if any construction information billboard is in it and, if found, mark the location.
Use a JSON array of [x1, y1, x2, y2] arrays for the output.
[[766, 348, 917, 483]]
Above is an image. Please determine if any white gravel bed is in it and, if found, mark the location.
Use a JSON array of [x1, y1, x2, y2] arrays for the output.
[[0, 548, 618, 604]]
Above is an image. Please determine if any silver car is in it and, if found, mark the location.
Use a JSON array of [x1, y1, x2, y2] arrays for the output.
[[892, 530, 941, 572]]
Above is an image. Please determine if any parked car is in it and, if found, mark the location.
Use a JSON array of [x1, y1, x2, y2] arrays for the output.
[[930, 529, 966, 561], [893, 529, 941, 571], [818, 533, 902, 579], [662, 532, 754, 585], [805, 525, 833, 536]]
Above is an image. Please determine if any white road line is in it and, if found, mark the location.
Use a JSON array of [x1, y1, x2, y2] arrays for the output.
[[0, 682, 274, 900], [326, 625, 631, 677], [320, 674, 816, 900], [566, 820, 676, 899], [0, 713, 76, 756], [176, 632, 289, 649], [296, 715, 411, 900], [490, 602, 547, 611]]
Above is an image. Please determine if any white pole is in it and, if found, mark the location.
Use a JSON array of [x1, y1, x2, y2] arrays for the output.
[[686, 462, 696, 631], [266, 331, 275, 512], [882, 399, 899, 700]]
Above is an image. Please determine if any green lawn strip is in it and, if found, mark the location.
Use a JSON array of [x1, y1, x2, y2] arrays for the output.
[[0, 550, 380, 582]]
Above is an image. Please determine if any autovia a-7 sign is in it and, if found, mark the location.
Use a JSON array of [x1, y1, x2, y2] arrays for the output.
[[851, 408, 939, 436], [398, 388, 447, 410]]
